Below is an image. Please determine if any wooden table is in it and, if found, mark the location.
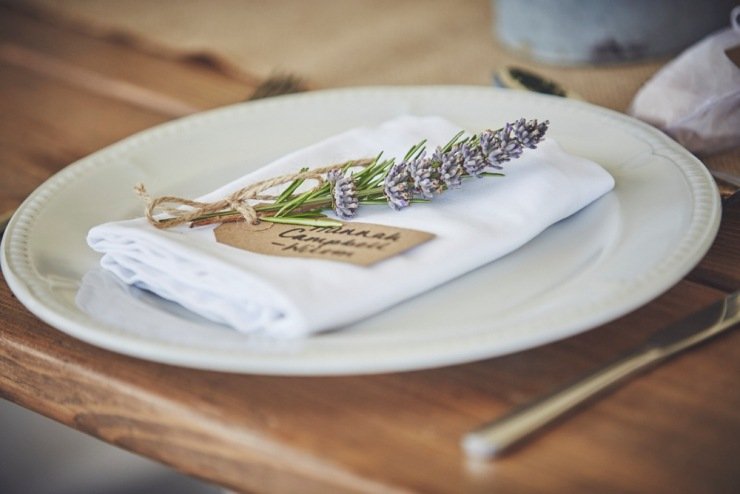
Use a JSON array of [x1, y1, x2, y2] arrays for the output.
[[2, 5, 739, 493]]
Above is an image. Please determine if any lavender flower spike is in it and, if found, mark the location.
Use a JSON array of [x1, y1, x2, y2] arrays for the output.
[[514, 118, 550, 148], [440, 145, 464, 188], [328, 170, 359, 219], [459, 142, 488, 177], [481, 124, 522, 166], [383, 160, 413, 210], [408, 152, 444, 199], [146, 117, 549, 230]]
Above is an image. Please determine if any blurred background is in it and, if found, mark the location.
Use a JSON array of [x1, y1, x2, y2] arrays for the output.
[[2, 0, 735, 108], [0, 399, 218, 493]]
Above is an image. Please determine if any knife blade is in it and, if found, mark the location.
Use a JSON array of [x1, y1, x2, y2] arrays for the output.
[[462, 290, 740, 459]]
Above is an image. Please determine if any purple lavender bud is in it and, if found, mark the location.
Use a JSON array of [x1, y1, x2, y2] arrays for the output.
[[484, 124, 523, 165], [478, 130, 495, 159], [407, 157, 433, 199], [328, 170, 359, 219], [383, 160, 413, 210], [409, 151, 444, 199], [440, 145, 464, 188], [514, 118, 549, 148], [459, 142, 489, 176], [500, 123, 524, 159], [479, 130, 505, 167]]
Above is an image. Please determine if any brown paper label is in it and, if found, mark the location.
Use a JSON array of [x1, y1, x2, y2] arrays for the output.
[[214, 221, 435, 266]]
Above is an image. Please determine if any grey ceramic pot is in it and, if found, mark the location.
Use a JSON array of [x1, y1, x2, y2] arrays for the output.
[[493, 0, 737, 64]]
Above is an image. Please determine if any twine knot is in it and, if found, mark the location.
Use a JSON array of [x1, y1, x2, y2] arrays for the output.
[[136, 159, 373, 229]]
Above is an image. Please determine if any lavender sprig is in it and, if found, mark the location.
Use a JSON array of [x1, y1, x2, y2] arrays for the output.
[[379, 118, 549, 212], [178, 118, 549, 228]]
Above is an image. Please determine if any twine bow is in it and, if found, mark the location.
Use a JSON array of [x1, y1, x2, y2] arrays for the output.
[[136, 160, 373, 229]]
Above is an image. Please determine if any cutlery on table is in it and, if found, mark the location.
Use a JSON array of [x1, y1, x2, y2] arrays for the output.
[[493, 65, 739, 204], [247, 73, 305, 101], [493, 66, 582, 100], [462, 290, 740, 459], [710, 170, 740, 205]]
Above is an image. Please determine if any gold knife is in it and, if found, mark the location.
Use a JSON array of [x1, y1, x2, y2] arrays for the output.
[[463, 290, 740, 459]]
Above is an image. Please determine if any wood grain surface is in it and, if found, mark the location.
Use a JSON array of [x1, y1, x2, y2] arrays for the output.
[[1, 5, 739, 494]]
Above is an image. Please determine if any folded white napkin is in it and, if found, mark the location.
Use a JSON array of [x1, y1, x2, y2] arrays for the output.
[[87, 116, 614, 337]]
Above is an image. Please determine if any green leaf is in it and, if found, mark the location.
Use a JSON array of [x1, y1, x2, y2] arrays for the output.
[[359, 199, 389, 205], [275, 182, 330, 217], [441, 130, 465, 152], [274, 166, 309, 203], [260, 215, 343, 227], [404, 139, 427, 161]]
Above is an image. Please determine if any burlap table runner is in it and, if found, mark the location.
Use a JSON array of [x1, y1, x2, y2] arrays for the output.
[[11, 0, 738, 172]]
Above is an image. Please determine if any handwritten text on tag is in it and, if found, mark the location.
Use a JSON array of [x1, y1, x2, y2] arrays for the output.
[[214, 221, 435, 266]]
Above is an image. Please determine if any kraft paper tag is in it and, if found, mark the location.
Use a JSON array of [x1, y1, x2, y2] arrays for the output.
[[214, 221, 435, 266]]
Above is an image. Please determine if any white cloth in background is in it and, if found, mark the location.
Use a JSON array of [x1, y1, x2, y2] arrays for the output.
[[629, 8, 740, 154], [87, 116, 614, 338]]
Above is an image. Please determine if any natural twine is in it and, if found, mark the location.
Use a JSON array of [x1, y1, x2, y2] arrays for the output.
[[136, 159, 374, 229]]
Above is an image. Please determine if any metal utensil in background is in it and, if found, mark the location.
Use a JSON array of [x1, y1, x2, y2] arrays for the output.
[[462, 290, 740, 459], [710, 170, 740, 206], [493, 66, 582, 100], [493, 65, 739, 204], [247, 73, 306, 101]]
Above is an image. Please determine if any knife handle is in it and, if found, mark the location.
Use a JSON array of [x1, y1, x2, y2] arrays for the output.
[[461, 348, 660, 459], [462, 291, 739, 459]]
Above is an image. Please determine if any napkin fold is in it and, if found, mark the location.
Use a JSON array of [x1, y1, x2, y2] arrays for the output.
[[87, 116, 614, 337]]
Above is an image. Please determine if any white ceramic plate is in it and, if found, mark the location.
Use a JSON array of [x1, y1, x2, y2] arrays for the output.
[[1, 86, 720, 375]]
